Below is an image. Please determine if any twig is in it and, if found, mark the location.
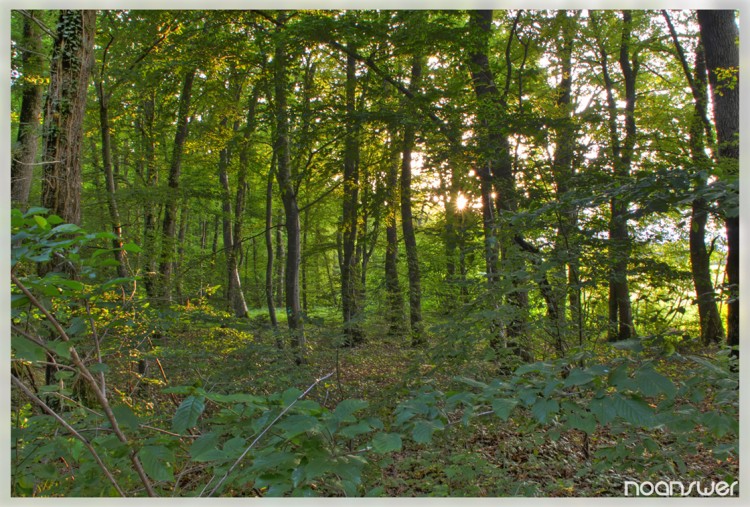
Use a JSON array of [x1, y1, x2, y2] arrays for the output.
[[201, 371, 335, 497]]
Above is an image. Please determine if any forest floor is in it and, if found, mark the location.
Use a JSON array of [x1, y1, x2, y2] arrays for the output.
[[134, 304, 737, 497]]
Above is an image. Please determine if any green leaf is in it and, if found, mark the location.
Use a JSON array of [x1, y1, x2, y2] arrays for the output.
[[338, 420, 373, 439], [633, 365, 676, 399], [11, 335, 46, 362], [687, 355, 728, 376], [610, 338, 643, 352], [333, 399, 369, 422], [612, 393, 656, 427], [453, 376, 488, 389], [250, 451, 297, 472], [172, 395, 205, 434], [122, 242, 143, 253], [112, 405, 140, 431], [589, 396, 616, 425], [50, 223, 81, 235], [491, 398, 518, 421], [370, 432, 402, 454], [412, 419, 444, 444], [566, 410, 597, 434], [278, 414, 319, 439], [189, 432, 228, 462], [531, 398, 559, 424], [564, 368, 595, 387], [33, 215, 48, 229], [139, 445, 174, 483]]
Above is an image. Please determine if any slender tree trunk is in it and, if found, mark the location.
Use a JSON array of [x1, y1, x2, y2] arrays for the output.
[[341, 48, 364, 346], [96, 81, 128, 279], [11, 14, 45, 207], [265, 164, 279, 332], [663, 12, 725, 345], [697, 10, 739, 355], [595, 10, 636, 341], [140, 93, 160, 297], [274, 209, 285, 308], [160, 69, 195, 302], [274, 18, 305, 363], [176, 204, 188, 302], [468, 10, 527, 348], [384, 135, 405, 335], [401, 54, 425, 346], [41, 10, 96, 227]]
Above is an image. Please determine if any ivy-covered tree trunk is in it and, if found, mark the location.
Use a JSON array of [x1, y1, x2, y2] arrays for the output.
[[41, 10, 96, 226], [401, 54, 425, 347], [159, 69, 195, 302], [11, 14, 45, 207], [697, 10, 739, 354], [341, 48, 364, 346], [274, 19, 305, 363]]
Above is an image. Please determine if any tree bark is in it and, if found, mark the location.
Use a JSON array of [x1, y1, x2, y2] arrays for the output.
[[139, 93, 160, 297], [401, 54, 425, 346], [697, 10, 739, 354], [384, 134, 405, 335], [274, 17, 305, 363], [265, 163, 279, 332], [663, 11, 725, 345], [11, 13, 45, 207], [594, 10, 636, 341], [341, 48, 364, 346], [41, 10, 96, 227], [159, 69, 195, 302]]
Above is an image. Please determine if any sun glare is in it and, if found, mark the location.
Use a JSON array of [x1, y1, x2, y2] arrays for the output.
[[456, 193, 468, 211]]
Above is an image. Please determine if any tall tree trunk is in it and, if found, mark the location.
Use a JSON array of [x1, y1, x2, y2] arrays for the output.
[[697, 10, 739, 354], [274, 18, 305, 363], [467, 10, 526, 348], [274, 209, 285, 308], [341, 48, 364, 346], [96, 78, 128, 279], [11, 14, 45, 207], [384, 134, 405, 335], [41, 10, 96, 227], [550, 10, 579, 354], [663, 11, 725, 345], [140, 93, 160, 297], [176, 204, 188, 302], [401, 54, 425, 346], [159, 69, 195, 302], [595, 10, 636, 341], [265, 164, 279, 332]]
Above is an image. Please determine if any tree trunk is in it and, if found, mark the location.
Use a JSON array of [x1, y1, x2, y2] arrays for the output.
[[41, 10, 96, 227], [595, 10, 636, 341], [697, 10, 739, 355], [401, 54, 425, 346], [265, 164, 279, 332], [140, 93, 160, 297], [384, 135, 405, 335], [663, 12, 725, 345], [341, 48, 364, 346], [96, 80, 129, 279], [274, 209, 285, 308], [159, 69, 195, 302], [11, 14, 45, 207], [274, 18, 305, 363]]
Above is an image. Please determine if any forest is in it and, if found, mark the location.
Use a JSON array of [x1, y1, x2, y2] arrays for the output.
[[9, 9, 739, 497]]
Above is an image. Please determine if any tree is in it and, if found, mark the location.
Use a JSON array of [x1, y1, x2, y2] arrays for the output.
[[40, 10, 96, 226], [11, 12, 46, 207], [662, 10, 724, 345], [273, 14, 305, 363], [159, 69, 195, 302], [697, 10, 739, 354]]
